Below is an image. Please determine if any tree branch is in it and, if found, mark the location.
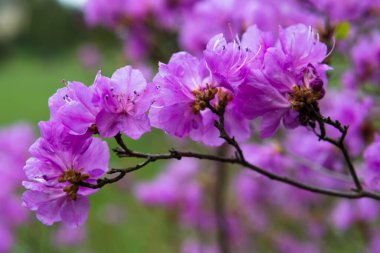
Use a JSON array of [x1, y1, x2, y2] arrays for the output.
[[79, 132, 380, 201], [78, 102, 379, 201], [314, 114, 363, 192]]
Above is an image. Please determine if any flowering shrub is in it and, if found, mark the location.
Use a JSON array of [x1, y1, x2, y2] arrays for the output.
[[1, 0, 378, 252]]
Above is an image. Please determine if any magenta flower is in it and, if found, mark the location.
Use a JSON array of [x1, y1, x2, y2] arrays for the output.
[[150, 51, 251, 145], [84, 0, 126, 28], [49, 81, 99, 135], [237, 24, 330, 137], [149, 52, 211, 141], [94, 66, 155, 139], [331, 199, 379, 231], [308, 0, 380, 23], [0, 123, 34, 252], [203, 25, 271, 91], [22, 121, 109, 227], [351, 32, 380, 85]]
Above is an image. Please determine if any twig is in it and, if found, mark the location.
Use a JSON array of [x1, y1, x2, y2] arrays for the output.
[[313, 114, 363, 192]]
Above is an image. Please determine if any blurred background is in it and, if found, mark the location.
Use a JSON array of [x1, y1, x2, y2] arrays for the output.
[[0, 0, 176, 252], [1, 0, 380, 252]]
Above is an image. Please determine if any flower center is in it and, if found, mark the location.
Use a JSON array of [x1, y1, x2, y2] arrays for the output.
[[58, 169, 89, 200], [191, 84, 218, 114]]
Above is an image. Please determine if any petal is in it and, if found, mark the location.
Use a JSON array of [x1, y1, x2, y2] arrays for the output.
[[236, 72, 290, 119], [36, 197, 66, 226], [111, 66, 147, 95], [193, 110, 223, 146], [60, 196, 89, 227], [24, 157, 62, 182], [150, 103, 201, 138], [59, 102, 95, 135], [96, 109, 120, 138], [224, 106, 252, 142], [259, 111, 286, 138], [128, 82, 156, 116], [119, 114, 151, 140], [76, 138, 109, 177]]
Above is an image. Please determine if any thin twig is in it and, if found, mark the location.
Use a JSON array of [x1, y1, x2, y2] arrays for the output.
[[314, 114, 363, 192], [79, 132, 380, 201]]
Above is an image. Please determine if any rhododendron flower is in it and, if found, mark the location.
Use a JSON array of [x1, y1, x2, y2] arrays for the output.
[[308, 0, 380, 23], [22, 121, 109, 227], [237, 24, 330, 137], [351, 32, 380, 85], [149, 52, 212, 141], [0, 123, 34, 252], [331, 199, 379, 231], [150, 52, 251, 145], [94, 66, 155, 138], [49, 81, 99, 135], [203, 25, 271, 91], [363, 135, 380, 189]]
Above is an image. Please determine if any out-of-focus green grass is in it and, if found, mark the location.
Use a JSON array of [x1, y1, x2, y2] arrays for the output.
[[0, 51, 178, 253]]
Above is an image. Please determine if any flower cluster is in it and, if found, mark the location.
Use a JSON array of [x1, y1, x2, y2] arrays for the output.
[[83, 0, 380, 66], [22, 24, 332, 227], [0, 124, 34, 252], [343, 32, 380, 88], [22, 121, 109, 227]]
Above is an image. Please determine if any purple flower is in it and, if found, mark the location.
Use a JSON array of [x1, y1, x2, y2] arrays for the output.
[[0, 226, 12, 253], [94, 66, 154, 139], [351, 32, 380, 85], [331, 199, 380, 231], [150, 52, 251, 145], [149, 52, 211, 141], [49, 81, 99, 135], [363, 135, 380, 189], [22, 121, 109, 227], [84, 0, 126, 28], [236, 24, 330, 137], [203, 25, 272, 91], [308, 0, 380, 23], [0, 123, 34, 252]]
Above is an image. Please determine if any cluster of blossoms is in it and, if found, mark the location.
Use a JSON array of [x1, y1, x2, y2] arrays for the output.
[[17, 0, 380, 251], [134, 87, 380, 252], [83, 0, 380, 63], [0, 124, 34, 252], [343, 32, 380, 88], [23, 23, 333, 227]]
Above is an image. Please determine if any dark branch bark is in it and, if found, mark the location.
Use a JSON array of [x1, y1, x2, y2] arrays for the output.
[[314, 114, 363, 192], [79, 104, 380, 201]]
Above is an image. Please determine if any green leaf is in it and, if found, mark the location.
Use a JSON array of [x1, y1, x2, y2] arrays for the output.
[[335, 22, 350, 41]]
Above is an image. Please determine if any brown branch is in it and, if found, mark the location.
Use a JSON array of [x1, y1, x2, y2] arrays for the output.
[[78, 132, 380, 201], [78, 102, 380, 201], [314, 114, 363, 192]]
